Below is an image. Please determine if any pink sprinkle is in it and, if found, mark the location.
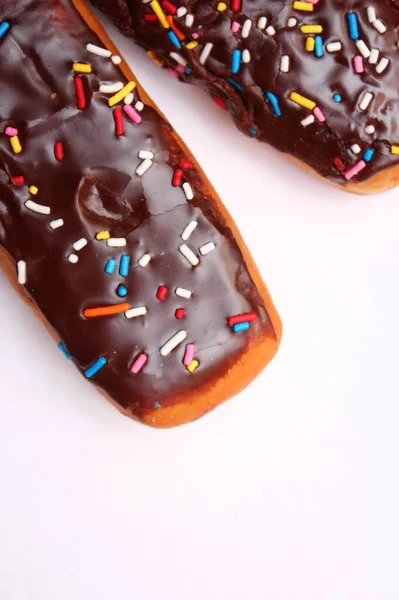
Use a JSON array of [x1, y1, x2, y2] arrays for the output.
[[308, 0, 319, 3], [231, 21, 240, 33], [353, 55, 364, 74], [167, 67, 180, 78], [5, 126, 18, 137], [344, 160, 366, 180], [313, 107, 326, 122], [192, 32, 199, 39], [183, 343, 194, 366], [130, 353, 148, 374], [176, 64, 185, 73], [123, 104, 142, 124]]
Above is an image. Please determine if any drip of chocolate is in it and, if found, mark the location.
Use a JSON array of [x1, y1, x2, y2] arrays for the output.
[[93, 0, 399, 185]]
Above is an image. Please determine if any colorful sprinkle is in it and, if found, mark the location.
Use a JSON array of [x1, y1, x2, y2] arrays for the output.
[[83, 303, 130, 318], [130, 352, 148, 374], [85, 357, 108, 378]]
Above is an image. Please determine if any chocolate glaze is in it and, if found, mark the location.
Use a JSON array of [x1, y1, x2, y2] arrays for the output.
[[0, 0, 276, 419], [94, 0, 399, 185]]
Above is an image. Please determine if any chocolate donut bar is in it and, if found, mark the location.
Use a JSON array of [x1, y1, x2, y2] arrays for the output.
[[0, 0, 281, 427], [93, 0, 399, 193]]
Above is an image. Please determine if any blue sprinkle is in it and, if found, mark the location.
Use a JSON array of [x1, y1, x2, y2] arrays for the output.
[[266, 92, 281, 117], [227, 77, 244, 92], [154, 401, 161, 409], [231, 49, 241, 74], [117, 284, 128, 297], [347, 12, 359, 40], [314, 36, 323, 58], [185, 66, 192, 75], [168, 30, 182, 49], [0, 22, 10, 40], [363, 148, 375, 162], [232, 321, 250, 333], [119, 254, 130, 277], [105, 258, 116, 275], [333, 94, 342, 103], [248, 128, 257, 136], [85, 357, 107, 379], [58, 342, 72, 360]]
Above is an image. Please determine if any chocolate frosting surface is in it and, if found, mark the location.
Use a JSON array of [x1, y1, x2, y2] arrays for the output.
[[0, 0, 275, 418]]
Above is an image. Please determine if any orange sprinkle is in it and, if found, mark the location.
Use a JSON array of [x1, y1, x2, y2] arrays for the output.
[[84, 303, 130, 318], [166, 16, 186, 40]]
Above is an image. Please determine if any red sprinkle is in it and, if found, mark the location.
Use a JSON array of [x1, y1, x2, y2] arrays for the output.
[[113, 107, 124, 137], [144, 13, 157, 21], [231, 0, 242, 11], [213, 95, 227, 110], [162, 0, 177, 15], [54, 141, 64, 161], [175, 308, 185, 319], [333, 157, 346, 172], [227, 312, 257, 327], [11, 176, 25, 186], [156, 285, 168, 301], [179, 160, 193, 169], [74, 76, 86, 110], [172, 168, 183, 187]]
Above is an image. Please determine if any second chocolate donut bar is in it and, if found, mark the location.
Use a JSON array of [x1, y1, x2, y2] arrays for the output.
[[0, 0, 281, 428], [93, 0, 399, 194]]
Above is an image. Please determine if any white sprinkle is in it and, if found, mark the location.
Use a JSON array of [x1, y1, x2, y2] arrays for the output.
[[326, 41, 342, 53], [266, 25, 276, 36], [86, 43, 112, 58], [242, 19, 252, 38], [376, 56, 389, 73], [369, 48, 379, 64], [99, 81, 124, 94], [179, 243, 199, 266], [138, 253, 151, 267], [124, 92, 134, 105], [17, 260, 26, 284], [287, 17, 297, 28], [356, 39, 371, 58], [373, 18, 386, 34], [367, 6, 376, 23], [72, 238, 87, 252], [160, 330, 187, 357], [125, 306, 147, 319], [111, 55, 121, 65], [199, 42, 213, 65], [351, 144, 361, 154], [280, 54, 290, 73], [301, 115, 315, 127], [135, 101, 144, 112], [199, 242, 216, 256], [185, 14, 194, 27], [176, 6, 187, 17], [138, 150, 154, 159], [49, 218, 64, 230], [359, 91, 374, 111], [181, 220, 198, 241], [175, 287, 192, 299], [182, 182, 194, 200], [107, 238, 127, 247], [136, 158, 153, 176], [257, 16, 267, 30], [365, 124, 375, 134], [68, 254, 79, 264], [170, 52, 188, 67], [25, 200, 50, 215], [242, 49, 251, 63]]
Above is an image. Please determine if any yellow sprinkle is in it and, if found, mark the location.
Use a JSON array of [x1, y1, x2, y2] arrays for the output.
[[108, 81, 136, 107], [96, 231, 111, 240], [73, 63, 92, 73], [29, 185, 38, 195], [147, 50, 164, 67], [306, 36, 315, 51], [187, 359, 199, 373], [217, 2, 227, 11], [150, 0, 170, 28], [293, 1, 314, 11], [300, 24, 323, 34], [290, 91, 316, 110], [391, 145, 399, 155], [186, 41, 199, 50], [10, 136, 22, 154]]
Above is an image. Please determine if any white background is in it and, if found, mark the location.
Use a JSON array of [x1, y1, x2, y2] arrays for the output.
[[1, 9, 399, 599]]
